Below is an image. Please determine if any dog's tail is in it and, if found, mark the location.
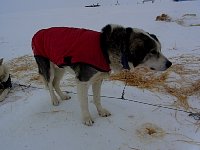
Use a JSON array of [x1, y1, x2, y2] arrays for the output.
[[34, 56, 50, 84]]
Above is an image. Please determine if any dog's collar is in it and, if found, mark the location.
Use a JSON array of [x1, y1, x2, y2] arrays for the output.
[[121, 52, 130, 70], [0, 75, 12, 89]]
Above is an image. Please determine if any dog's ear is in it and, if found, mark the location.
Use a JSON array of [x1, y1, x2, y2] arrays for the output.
[[0, 58, 3, 65], [126, 27, 133, 39], [101, 24, 112, 38], [149, 34, 159, 42], [100, 25, 112, 64], [100, 24, 112, 49]]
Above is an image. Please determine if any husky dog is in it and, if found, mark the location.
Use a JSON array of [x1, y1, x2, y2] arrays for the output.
[[0, 58, 12, 102], [32, 24, 172, 126]]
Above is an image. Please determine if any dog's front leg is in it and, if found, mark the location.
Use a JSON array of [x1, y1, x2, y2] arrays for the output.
[[77, 81, 94, 126], [48, 81, 59, 106], [92, 80, 111, 117]]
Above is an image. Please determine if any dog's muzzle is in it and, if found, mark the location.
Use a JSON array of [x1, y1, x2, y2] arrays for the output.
[[166, 60, 172, 69], [0, 75, 12, 89]]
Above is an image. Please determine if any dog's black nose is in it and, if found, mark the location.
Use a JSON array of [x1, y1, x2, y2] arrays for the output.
[[166, 60, 172, 68]]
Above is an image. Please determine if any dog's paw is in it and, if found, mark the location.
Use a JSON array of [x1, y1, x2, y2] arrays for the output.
[[61, 95, 71, 101], [98, 108, 111, 117], [52, 98, 60, 106], [83, 116, 94, 126]]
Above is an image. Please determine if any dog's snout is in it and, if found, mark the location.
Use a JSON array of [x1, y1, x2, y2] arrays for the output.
[[166, 60, 172, 68]]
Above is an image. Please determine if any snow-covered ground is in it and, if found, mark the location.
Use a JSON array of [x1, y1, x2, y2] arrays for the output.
[[1, 0, 200, 150]]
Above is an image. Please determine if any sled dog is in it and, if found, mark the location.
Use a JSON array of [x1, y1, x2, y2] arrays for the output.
[[0, 58, 12, 102], [32, 24, 172, 126]]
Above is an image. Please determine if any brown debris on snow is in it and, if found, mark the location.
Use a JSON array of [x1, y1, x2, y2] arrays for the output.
[[156, 13, 172, 22], [156, 13, 200, 27], [136, 123, 165, 139]]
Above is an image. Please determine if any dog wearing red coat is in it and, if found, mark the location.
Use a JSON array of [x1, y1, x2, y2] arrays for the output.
[[32, 24, 172, 126]]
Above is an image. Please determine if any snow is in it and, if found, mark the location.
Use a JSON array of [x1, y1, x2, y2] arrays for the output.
[[1, 0, 200, 150]]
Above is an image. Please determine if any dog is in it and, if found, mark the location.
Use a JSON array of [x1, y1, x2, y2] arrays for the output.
[[0, 58, 12, 102], [32, 24, 172, 126]]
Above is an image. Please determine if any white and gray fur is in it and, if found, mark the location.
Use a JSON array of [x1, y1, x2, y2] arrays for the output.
[[0, 58, 11, 102], [33, 24, 172, 126]]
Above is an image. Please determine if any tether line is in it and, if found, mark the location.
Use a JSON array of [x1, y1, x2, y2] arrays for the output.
[[121, 71, 128, 99], [13, 83, 195, 114]]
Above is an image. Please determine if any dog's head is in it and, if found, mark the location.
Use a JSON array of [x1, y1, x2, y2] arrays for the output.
[[126, 28, 172, 71], [101, 24, 172, 71]]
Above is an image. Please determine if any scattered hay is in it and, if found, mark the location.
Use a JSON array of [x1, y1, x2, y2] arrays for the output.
[[8, 55, 37, 71], [110, 67, 169, 89], [6, 55, 76, 87], [29, 74, 41, 81], [6, 55, 41, 86], [165, 80, 200, 110], [110, 54, 200, 110], [175, 139, 200, 146]]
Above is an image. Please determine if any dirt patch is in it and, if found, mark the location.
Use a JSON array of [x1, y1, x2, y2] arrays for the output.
[[156, 13, 200, 27], [136, 123, 165, 140], [156, 13, 172, 22]]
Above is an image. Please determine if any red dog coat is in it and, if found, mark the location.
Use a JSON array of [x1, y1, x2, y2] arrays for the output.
[[32, 27, 110, 72]]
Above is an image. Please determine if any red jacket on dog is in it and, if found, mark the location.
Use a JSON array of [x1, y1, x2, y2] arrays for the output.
[[32, 27, 110, 72]]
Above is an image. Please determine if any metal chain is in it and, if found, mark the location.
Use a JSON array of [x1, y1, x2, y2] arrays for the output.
[[121, 71, 128, 99], [13, 82, 196, 115]]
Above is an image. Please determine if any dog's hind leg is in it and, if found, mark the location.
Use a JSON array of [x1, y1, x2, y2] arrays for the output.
[[47, 63, 60, 106], [35, 56, 59, 106], [53, 67, 71, 101], [92, 80, 111, 117], [77, 81, 94, 126]]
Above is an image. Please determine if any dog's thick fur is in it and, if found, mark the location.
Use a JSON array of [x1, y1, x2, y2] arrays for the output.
[[0, 58, 11, 102], [32, 24, 172, 126]]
